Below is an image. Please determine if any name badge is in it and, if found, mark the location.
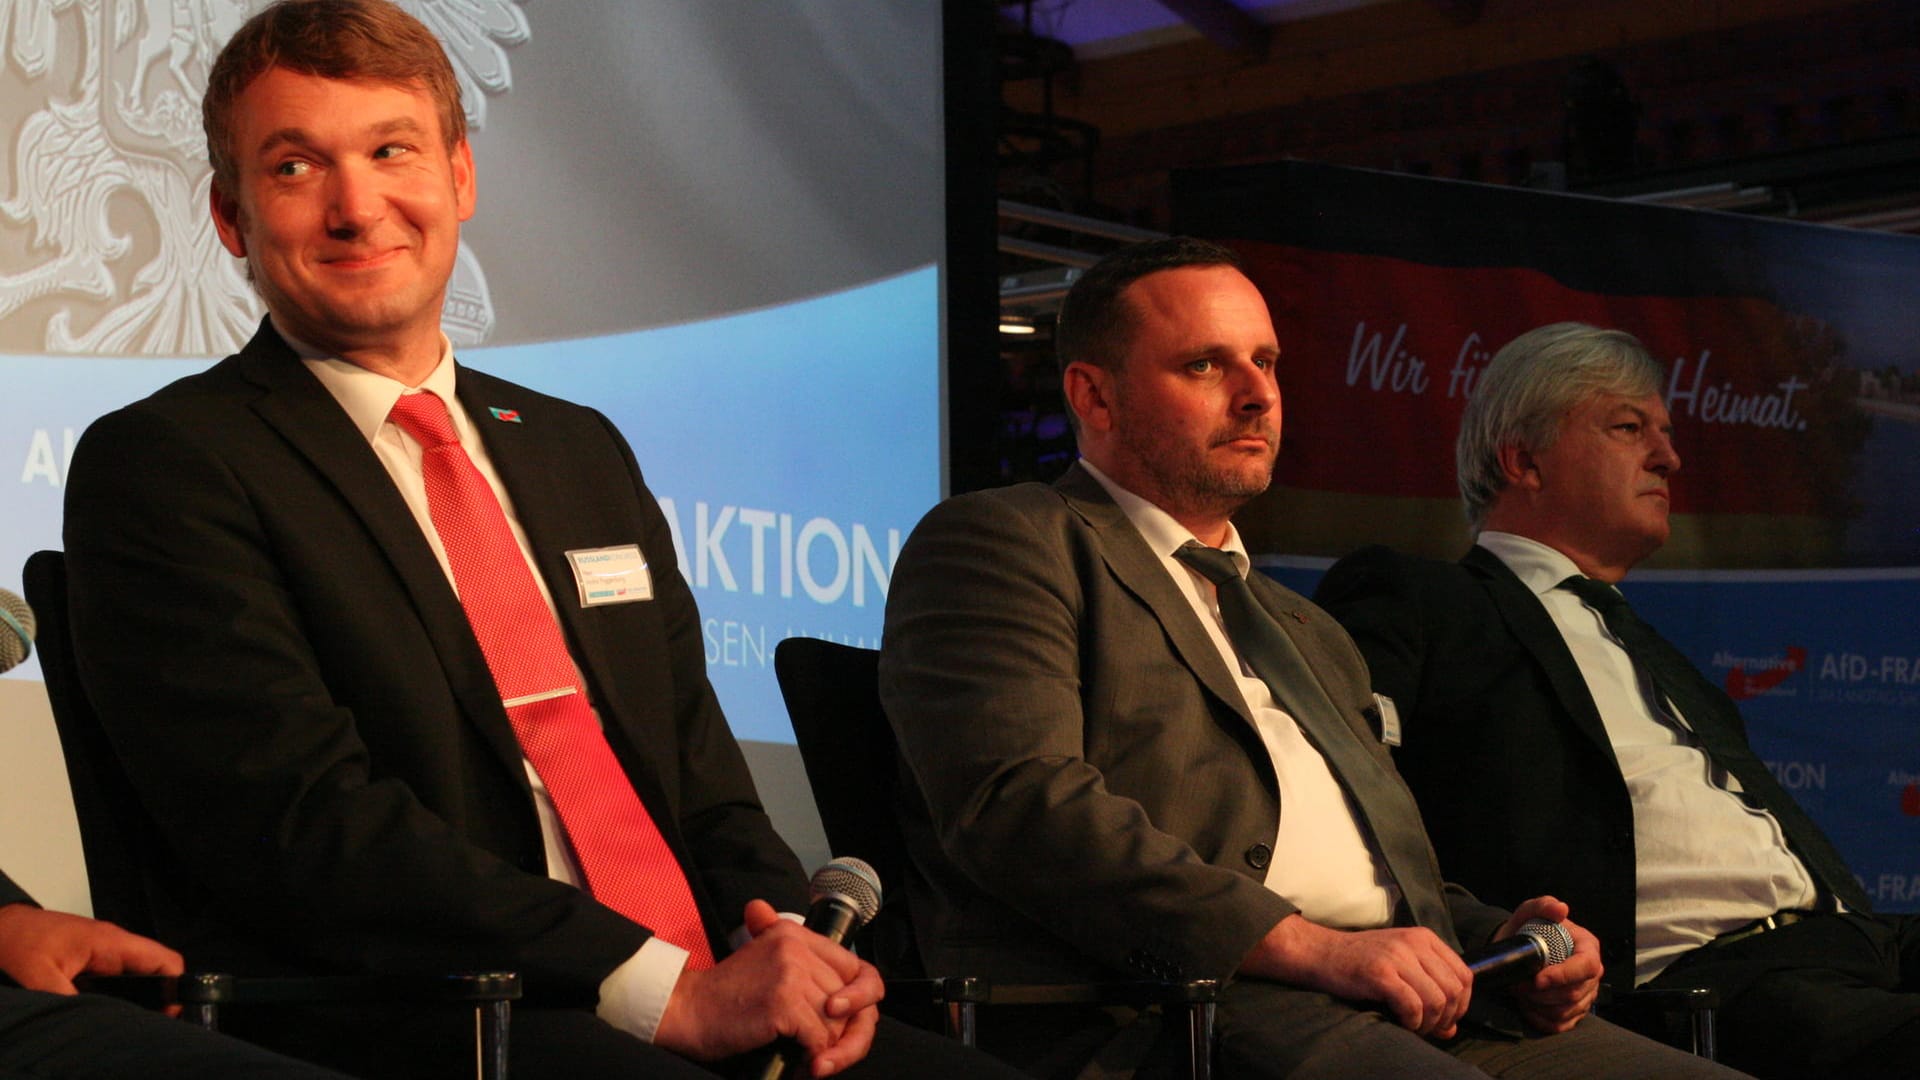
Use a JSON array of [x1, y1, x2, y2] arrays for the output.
[[1373, 692, 1403, 747], [566, 545, 653, 606]]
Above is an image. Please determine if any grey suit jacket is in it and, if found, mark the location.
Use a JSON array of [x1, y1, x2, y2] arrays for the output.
[[878, 464, 1503, 985]]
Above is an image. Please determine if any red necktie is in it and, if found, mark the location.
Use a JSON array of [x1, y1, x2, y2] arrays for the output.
[[388, 390, 715, 969]]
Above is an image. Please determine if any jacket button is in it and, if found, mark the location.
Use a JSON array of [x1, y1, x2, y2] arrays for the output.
[[1245, 843, 1272, 870]]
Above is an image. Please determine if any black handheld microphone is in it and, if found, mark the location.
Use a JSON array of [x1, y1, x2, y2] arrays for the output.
[[1461, 919, 1575, 990], [751, 857, 883, 1080], [0, 589, 35, 674]]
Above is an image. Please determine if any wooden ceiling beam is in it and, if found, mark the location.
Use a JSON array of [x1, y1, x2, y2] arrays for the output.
[[1005, 0, 1869, 141], [1425, 0, 1486, 26], [1156, 0, 1271, 57]]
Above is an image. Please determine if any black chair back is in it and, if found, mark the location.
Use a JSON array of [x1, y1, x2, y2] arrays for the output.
[[772, 636, 922, 975], [773, 636, 1224, 1077], [22, 549, 167, 937]]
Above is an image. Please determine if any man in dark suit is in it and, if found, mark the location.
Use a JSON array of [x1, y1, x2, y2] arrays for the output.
[[1315, 321, 1920, 1077], [59, 3, 1011, 1078], [880, 240, 1736, 1078], [0, 866, 344, 1077]]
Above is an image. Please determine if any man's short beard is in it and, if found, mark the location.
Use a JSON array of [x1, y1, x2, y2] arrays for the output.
[[1161, 458, 1274, 515], [1119, 428, 1275, 520]]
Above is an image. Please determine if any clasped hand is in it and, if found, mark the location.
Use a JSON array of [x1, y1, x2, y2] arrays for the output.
[[654, 899, 883, 1077]]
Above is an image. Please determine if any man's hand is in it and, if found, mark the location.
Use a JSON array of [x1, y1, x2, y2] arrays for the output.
[[653, 899, 883, 1077], [1240, 913, 1473, 1039], [0, 901, 184, 994], [1492, 896, 1602, 1034]]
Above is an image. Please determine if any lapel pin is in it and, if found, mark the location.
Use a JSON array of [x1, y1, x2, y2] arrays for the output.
[[488, 407, 522, 424]]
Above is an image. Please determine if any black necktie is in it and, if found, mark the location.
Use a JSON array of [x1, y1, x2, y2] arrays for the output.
[[1559, 575, 1870, 912], [1175, 542, 1457, 945]]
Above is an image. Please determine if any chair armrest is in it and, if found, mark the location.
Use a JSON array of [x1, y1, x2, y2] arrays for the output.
[[884, 977, 1221, 1070], [74, 973, 233, 1009], [210, 972, 522, 1006], [76, 971, 521, 1007], [1616, 985, 1718, 1011], [886, 976, 989, 1005], [983, 980, 1221, 1008], [1602, 984, 1719, 1061], [885, 976, 1219, 1008]]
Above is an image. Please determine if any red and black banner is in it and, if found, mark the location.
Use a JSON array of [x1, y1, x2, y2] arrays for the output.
[[1176, 160, 1911, 569]]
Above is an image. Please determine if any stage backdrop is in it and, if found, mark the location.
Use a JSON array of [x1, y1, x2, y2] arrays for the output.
[[0, 1, 946, 900], [1178, 160, 1920, 913]]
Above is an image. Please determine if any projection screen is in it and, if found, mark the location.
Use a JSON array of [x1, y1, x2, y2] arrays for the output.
[[1, 1, 946, 754]]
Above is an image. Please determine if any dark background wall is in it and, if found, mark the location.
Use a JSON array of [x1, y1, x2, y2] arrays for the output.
[[978, 0, 1920, 488]]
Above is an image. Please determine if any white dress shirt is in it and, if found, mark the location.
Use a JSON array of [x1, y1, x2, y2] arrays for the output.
[[293, 326, 683, 1041], [1478, 531, 1817, 983], [1082, 461, 1399, 929]]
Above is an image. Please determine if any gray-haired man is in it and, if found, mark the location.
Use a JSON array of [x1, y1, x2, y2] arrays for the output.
[[1317, 321, 1920, 1079]]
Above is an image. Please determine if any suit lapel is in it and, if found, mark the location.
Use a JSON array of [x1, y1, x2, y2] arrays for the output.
[[236, 325, 526, 777], [1463, 545, 1622, 769], [455, 372, 624, 715], [453, 372, 580, 631], [1245, 573, 1371, 743], [453, 370, 676, 817], [1054, 465, 1259, 734]]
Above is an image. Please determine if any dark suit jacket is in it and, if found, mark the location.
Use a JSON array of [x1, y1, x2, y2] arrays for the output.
[[61, 321, 804, 1001], [0, 869, 31, 991], [1318, 543, 1876, 999], [1316, 544, 1645, 992], [0, 869, 28, 910], [878, 466, 1504, 987]]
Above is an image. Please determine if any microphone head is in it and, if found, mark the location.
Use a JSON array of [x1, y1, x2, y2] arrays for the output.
[[809, 856, 882, 923], [0, 589, 35, 674], [1519, 919, 1575, 966]]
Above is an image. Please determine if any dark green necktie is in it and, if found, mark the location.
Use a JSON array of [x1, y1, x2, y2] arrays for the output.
[[1176, 542, 1457, 945], [1559, 575, 1870, 912]]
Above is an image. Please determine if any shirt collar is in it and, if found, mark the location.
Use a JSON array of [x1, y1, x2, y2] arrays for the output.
[[1476, 530, 1591, 596], [290, 324, 459, 445], [1078, 458, 1251, 576]]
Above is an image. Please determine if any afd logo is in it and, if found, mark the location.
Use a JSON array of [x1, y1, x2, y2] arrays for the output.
[[1712, 646, 1807, 701], [1894, 771, 1920, 817]]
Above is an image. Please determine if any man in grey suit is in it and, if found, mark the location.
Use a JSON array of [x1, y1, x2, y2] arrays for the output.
[[879, 238, 1740, 1078]]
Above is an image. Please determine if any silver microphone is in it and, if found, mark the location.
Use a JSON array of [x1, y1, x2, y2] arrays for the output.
[[801, 856, 883, 946], [0, 589, 35, 674], [1462, 919, 1575, 989]]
